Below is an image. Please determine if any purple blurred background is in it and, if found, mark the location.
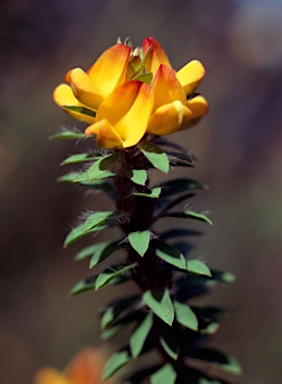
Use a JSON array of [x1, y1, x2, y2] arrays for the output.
[[1, 0, 282, 383]]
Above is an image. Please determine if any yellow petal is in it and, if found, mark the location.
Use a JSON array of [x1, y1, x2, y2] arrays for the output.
[[33, 368, 72, 384], [152, 65, 186, 111], [53, 84, 96, 124], [70, 68, 105, 110], [181, 95, 209, 130], [142, 37, 172, 76], [176, 60, 205, 95], [96, 81, 153, 148], [147, 100, 187, 135], [87, 44, 131, 97], [85, 119, 123, 149]]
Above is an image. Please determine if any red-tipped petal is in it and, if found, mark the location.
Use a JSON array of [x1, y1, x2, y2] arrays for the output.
[[87, 44, 131, 97], [142, 37, 172, 76], [152, 65, 186, 111]]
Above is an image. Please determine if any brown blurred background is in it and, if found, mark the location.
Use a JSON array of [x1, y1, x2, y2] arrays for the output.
[[1, 0, 282, 383]]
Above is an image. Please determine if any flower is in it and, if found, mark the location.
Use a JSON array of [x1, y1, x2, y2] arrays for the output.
[[53, 44, 131, 123], [53, 37, 208, 148], [143, 37, 208, 135], [84, 80, 153, 148], [33, 348, 112, 384]]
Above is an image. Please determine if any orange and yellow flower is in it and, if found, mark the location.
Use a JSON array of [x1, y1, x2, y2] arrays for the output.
[[53, 37, 208, 149], [33, 348, 113, 384]]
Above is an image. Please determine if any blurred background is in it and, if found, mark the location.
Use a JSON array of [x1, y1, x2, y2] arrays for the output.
[[1, 0, 282, 383]]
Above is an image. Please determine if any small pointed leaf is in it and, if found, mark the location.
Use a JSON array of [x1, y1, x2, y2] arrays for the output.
[[143, 288, 174, 326], [64, 222, 110, 248], [133, 72, 153, 84], [190, 348, 242, 376], [103, 349, 133, 380], [61, 153, 100, 165], [83, 211, 122, 232], [167, 151, 194, 166], [70, 276, 96, 296], [57, 172, 82, 183], [159, 323, 180, 360], [187, 260, 211, 277], [128, 230, 150, 257], [138, 141, 169, 173], [153, 241, 186, 270], [89, 241, 124, 268], [101, 296, 140, 329], [150, 364, 176, 384], [63, 105, 96, 117], [126, 169, 147, 186], [51, 129, 87, 140], [130, 312, 153, 358], [165, 210, 212, 225], [75, 153, 119, 182], [133, 187, 161, 198], [95, 263, 137, 290], [160, 178, 207, 198], [174, 300, 198, 331]]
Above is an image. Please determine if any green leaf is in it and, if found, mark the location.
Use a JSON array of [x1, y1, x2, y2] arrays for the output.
[[70, 276, 96, 296], [143, 289, 174, 326], [167, 151, 194, 167], [61, 153, 100, 165], [159, 323, 179, 360], [89, 241, 124, 268], [63, 105, 96, 117], [160, 178, 207, 198], [50, 129, 87, 140], [199, 379, 221, 384], [75, 153, 119, 182], [130, 312, 153, 358], [190, 348, 242, 376], [128, 230, 150, 257], [74, 241, 110, 261], [133, 187, 162, 198], [211, 270, 236, 284], [100, 324, 123, 340], [101, 296, 140, 329], [153, 241, 186, 270], [165, 210, 212, 225], [174, 300, 198, 331], [138, 141, 169, 173], [103, 349, 133, 380], [83, 211, 122, 232], [150, 364, 177, 384], [187, 260, 211, 277], [126, 169, 147, 186], [95, 263, 137, 290], [133, 72, 153, 84], [57, 172, 82, 183], [63, 222, 110, 248]]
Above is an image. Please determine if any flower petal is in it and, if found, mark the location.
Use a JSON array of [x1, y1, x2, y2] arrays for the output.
[[70, 68, 105, 110], [96, 81, 153, 148], [181, 95, 209, 130], [85, 119, 123, 149], [142, 37, 172, 76], [53, 84, 96, 123], [33, 368, 72, 384], [147, 100, 188, 135], [87, 44, 131, 96], [152, 65, 187, 111], [176, 60, 205, 95]]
